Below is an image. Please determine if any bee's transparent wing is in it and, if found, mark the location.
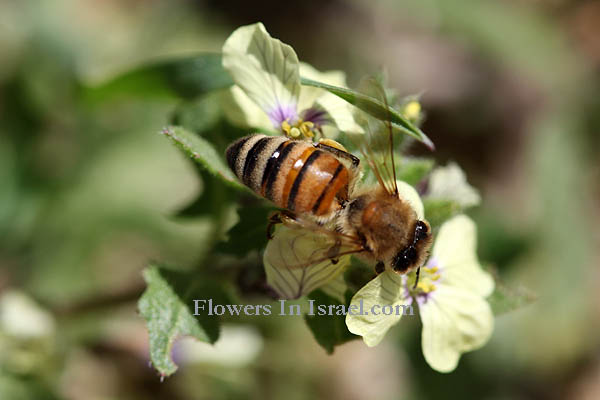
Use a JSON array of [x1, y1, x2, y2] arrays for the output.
[[263, 223, 363, 299], [351, 77, 401, 196]]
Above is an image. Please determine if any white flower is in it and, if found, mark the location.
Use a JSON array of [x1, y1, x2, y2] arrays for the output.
[[346, 214, 494, 373], [416, 215, 494, 372], [221, 23, 362, 139], [426, 162, 481, 208]]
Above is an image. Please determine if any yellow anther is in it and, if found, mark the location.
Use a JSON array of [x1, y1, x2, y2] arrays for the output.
[[403, 101, 421, 121], [289, 127, 301, 138], [282, 119, 317, 139], [281, 120, 292, 136], [426, 266, 438, 274], [431, 274, 441, 281], [299, 122, 314, 138], [318, 138, 348, 152], [416, 281, 436, 293]]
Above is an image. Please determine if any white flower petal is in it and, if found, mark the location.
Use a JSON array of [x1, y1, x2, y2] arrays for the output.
[[432, 215, 494, 297], [222, 23, 300, 125], [264, 226, 350, 299], [346, 271, 411, 346], [419, 285, 494, 373], [427, 162, 481, 208], [397, 180, 424, 220], [298, 63, 364, 135], [220, 86, 274, 131], [298, 63, 346, 111], [315, 93, 365, 135]]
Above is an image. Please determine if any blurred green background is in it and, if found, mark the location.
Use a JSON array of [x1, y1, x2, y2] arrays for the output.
[[1, 0, 599, 399]]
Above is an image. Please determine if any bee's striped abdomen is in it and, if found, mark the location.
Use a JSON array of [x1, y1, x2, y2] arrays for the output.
[[226, 134, 350, 216]]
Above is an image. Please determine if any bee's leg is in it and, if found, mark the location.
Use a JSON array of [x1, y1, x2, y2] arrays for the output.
[[375, 261, 385, 275], [412, 266, 421, 289], [317, 126, 325, 139], [315, 141, 360, 169], [266, 213, 281, 240], [266, 211, 297, 239], [325, 240, 342, 265]]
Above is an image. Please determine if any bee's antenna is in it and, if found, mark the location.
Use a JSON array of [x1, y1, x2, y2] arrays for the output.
[[413, 266, 421, 290]]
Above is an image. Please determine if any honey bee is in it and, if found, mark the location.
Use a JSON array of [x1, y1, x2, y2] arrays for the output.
[[225, 84, 432, 278]]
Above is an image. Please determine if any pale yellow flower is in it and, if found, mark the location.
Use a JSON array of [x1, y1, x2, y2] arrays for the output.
[[346, 214, 494, 373], [221, 23, 362, 139]]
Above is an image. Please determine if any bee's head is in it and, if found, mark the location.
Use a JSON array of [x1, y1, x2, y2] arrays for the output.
[[392, 220, 432, 273]]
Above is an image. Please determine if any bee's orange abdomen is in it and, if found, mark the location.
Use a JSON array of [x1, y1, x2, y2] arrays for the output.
[[226, 135, 349, 216]]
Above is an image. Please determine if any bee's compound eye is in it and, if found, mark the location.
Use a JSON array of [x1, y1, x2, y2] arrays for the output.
[[393, 257, 409, 272], [415, 221, 428, 241], [393, 246, 417, 272], [405, 246, 417, 261]]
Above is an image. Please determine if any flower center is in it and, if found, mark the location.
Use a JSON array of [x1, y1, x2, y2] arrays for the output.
[[281, 119, 316, 139], [407, 259, 443, 304], [415, 266, 441, 294]]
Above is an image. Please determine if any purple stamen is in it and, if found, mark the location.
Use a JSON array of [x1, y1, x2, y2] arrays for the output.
[[301, 106, 331, 127]]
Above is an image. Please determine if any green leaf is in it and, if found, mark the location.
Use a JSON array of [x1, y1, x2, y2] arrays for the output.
[[216, 205, 274, 256], [423, 198, 461, 228], [138, 265, 230, 376], [170, 93, 223, 135], [397, 157, 434, 186], [162, 126, 245, 191], [344, 258, 377, 293], [300, 77, 435, 150], [175, 168, 234, 218], [85, 53, 233, 102], [319, 273, 348, 304], [304, 290, 358, 354]]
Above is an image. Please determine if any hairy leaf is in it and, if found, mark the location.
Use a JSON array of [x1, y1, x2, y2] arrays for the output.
[[162, 126, 244, 191], [138, 265, 230, 376]]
